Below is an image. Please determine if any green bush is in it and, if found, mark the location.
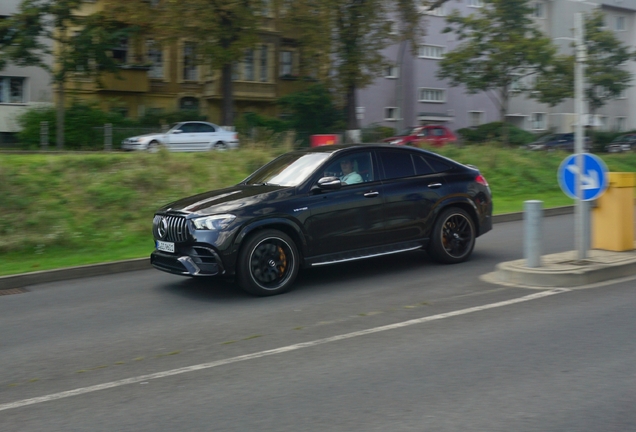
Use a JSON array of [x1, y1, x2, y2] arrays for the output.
[[457, 121, 535, 146], [361, 124, 395, 142], [17, 102, 133, 150], [138, 109, 207, 128]]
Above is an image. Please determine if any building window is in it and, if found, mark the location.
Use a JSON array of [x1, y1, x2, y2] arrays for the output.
[[419, 88, 446, 103], [419, 44, 445, 59], [232, 61, 240, 81], [469, 111, 484, 127], [260, 45, 268, 82], [244, 49, 255, 81], [468, 0, 483, 7], [183, 42, 197, 81], [385, 107, 399, 121], [598, 116, 608, 131], [532, 2, 545, 18], [423, 5, 446, 16], [0, 77, 25, 103], [531, 112, 546, 130], [179, 97, 199, 111], [146, 39, 163, 79], [280, 51, 293, 76], [510, 73, 523, 92], [385, 65, 399, 78], [112, 37, 128, 63], [616, 16, 626, 31], [615, 117, 626, 131]]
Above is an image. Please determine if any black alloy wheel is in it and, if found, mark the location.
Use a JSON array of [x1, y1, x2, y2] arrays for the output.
[[237, 229, 299, 296], [428, 207, 476, 264]]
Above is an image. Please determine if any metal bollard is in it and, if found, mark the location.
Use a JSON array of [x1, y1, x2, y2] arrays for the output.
[[40, 121, 49, 150], [104, 123, 112, 152], [524, 200, 543, 268]]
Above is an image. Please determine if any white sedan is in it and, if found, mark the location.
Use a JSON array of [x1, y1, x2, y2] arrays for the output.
[[121, 121, 239, 152]]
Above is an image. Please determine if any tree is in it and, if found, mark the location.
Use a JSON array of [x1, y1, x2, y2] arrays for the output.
[[0, 0, 131, 149], [282, 0, 432, 141], [436, 0, 556, 134], [277, 84, 344, 135], [532, 10, 634, 117]]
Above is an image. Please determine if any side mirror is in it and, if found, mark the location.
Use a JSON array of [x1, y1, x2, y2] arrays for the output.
[[312, 176, 342, 192], [172, 129, 183, 134]]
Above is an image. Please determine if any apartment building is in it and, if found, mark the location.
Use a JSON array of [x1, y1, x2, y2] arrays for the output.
[[65, 1, 313, 124], [0, 1, 53, 145], [357, 0, 636, 134]]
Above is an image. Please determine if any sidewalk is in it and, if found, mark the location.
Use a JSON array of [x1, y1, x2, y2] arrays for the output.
[[2, 205, 636, 291], [482, 245, 636, 288]]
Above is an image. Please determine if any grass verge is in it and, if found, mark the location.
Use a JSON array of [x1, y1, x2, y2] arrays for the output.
[[1, 142, 635, 277]]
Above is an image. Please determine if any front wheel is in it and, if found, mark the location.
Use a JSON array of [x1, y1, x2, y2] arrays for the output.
[[237, 229, 300, 296], [147, 141, 161, 153], [428, 207, 476, 264]]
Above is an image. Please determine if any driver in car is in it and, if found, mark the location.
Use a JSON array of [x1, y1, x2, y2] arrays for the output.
[[339, 158, 363, 185]]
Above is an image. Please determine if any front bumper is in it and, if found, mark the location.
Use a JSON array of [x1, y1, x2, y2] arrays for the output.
[[151, 246, 225, 276]]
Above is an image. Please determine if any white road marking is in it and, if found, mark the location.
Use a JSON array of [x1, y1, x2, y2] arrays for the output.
[[0, 288, 569, 412]]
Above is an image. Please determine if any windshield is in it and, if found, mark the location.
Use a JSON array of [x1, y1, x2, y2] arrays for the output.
[[244, 152, 331, 187], [397, 127, 416, 137]]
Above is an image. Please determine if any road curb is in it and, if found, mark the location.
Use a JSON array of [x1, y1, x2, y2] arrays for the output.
[[0, 206, 575, 291], [490, 247, 636, 288]]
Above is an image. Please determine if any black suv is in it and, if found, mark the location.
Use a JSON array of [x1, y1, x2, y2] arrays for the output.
[[151, 144, 493, 296]]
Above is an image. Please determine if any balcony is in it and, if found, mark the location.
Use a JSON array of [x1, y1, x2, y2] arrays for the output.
[[99, 66, 151, 93], [233, 81, 277, 100]]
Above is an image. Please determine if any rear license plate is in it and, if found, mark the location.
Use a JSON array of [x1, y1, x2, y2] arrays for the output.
[[156, 240, 175, 253]]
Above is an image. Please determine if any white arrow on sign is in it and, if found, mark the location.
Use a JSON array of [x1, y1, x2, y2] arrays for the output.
[[566, 165, 599, 190]]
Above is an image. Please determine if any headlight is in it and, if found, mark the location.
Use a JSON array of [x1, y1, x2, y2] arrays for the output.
[[390, 139, 402, 145], [127, 138, 139, 143], [191, 214, 236, 230]]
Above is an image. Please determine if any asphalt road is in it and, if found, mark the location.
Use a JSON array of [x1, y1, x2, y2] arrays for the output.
[[1, 214, 635, 431]]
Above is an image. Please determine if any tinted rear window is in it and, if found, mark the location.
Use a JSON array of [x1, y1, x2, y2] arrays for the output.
[[379, 151, 415, 180]]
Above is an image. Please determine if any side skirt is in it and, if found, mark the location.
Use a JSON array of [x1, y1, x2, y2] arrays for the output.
[[304, 240, 427, 268]]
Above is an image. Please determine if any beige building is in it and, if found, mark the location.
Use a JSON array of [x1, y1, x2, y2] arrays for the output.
[[65, 1, 316, 124]]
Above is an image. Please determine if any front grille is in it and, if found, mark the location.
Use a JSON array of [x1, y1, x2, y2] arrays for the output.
[[153, 215, 190, 242]]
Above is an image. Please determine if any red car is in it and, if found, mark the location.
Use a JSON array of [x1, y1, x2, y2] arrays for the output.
[[383, 125, 457, 148]]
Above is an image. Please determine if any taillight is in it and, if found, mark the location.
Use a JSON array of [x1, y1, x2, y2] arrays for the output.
[[476, 174, 489, 187]]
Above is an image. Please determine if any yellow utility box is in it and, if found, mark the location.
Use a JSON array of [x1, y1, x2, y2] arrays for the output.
[[592, 172, 636, 251]]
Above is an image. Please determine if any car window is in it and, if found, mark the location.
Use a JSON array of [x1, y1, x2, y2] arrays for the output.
[[413, 155, 435, 175], [431, 128, 445, 136], [323, 152, 374, 185], [423, 155, 452, 173], [379, 150, 415, 180], [198, 123, 215, 133], [180, 123, 196, 133]]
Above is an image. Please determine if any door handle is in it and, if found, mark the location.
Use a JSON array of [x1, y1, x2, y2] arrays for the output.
[[428, 183, 442, 189], [363, 191, 379, 197]]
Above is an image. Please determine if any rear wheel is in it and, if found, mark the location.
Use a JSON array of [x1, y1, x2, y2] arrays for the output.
[[213, 141, 228, 151], [237, 229, 299, 296], [428, 207, 476, 264]]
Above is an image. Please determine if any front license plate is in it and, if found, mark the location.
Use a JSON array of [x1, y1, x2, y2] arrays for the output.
[[156, 240, 175, 253]]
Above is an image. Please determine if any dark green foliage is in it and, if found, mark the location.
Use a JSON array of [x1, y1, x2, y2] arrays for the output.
[[17, 103, 133, 150], [276, 84, 345, 136], [138, 110, 207, 128], [236, 112, 289, 135], [457, 122, 535, 146], [361, 124, 395, 142]]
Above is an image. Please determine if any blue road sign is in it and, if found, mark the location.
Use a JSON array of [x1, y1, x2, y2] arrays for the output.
[[558, 153, 609, 201]]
